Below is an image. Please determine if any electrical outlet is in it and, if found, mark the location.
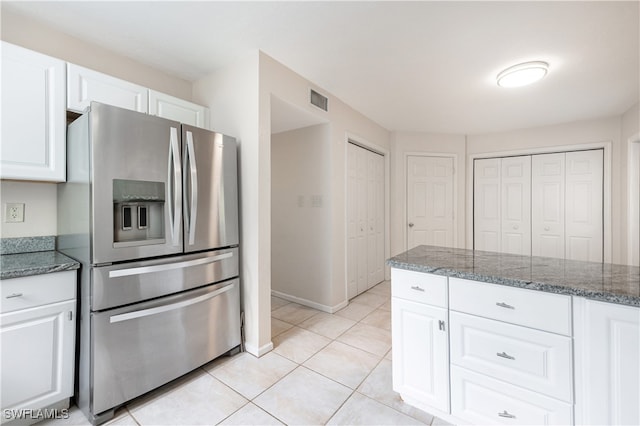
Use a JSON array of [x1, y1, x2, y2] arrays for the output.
[[5, 203, 25, 223]]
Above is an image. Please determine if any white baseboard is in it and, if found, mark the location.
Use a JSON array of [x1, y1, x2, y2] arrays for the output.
[[271, 290, 348, 314], [244, 341, 274, 357]]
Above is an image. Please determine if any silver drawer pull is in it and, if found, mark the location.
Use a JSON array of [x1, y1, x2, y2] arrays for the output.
[[498, 410, 516, 419], [497, 351, 515, 360], [6, 293, 23, 299], [496, 301, 515, 309], [410, 285, 425, 292]]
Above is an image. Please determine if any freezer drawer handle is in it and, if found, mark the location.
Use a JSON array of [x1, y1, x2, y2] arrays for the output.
[[109, 283, 234, 323], [108, 252, 233, 278]]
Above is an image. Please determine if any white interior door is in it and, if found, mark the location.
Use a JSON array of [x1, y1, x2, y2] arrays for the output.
[[473, 158, 501, 252], [407, 156, 455, 250], [532, 153, 566, 258], [565, 149, 603, 262], [500, 156, 531, 255]]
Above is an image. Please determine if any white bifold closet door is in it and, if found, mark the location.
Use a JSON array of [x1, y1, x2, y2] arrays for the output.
[[532, 150, 603, 262], [473, 156, 531, 255], [475, 149, 603, 262], [347, 143, 384, 300]]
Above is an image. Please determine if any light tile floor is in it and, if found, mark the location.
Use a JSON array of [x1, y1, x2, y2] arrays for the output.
[[40, 281, 451, 426]]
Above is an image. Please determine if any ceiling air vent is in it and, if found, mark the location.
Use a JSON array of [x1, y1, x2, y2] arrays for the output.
[[310, 89, 328, 112]]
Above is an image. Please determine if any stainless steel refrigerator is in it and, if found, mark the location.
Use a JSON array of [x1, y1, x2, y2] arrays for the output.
[[57, 102, 241, 424]]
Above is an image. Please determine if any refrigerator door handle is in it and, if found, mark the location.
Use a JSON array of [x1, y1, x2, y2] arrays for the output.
[[168, 127, 182, 246], [109, 283, 234, 323], [186, 130, 198, 246], [108, 252, 234, 278]]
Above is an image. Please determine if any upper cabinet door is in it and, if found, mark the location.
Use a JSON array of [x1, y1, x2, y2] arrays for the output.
[[148, 90, 210, 129], [67, 63, 148, 113], [1, 42, 66, 182]]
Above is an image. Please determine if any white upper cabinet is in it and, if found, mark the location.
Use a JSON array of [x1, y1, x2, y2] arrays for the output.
[[1, 42, 66, 182], [148, 90, 209, 129], [67, 63, 148, 113]]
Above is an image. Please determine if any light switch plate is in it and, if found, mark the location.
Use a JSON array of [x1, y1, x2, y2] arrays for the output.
[[5, 203, 25, 222]]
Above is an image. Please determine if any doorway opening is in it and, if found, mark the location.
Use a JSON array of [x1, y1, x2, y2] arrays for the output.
[[270, 95, 332, 311]]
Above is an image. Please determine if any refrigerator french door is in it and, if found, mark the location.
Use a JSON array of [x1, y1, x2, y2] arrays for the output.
[[85, 102, 238, 264]]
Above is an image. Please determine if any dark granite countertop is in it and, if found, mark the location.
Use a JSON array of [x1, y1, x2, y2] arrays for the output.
[[387, 245, 640, 307], [0, 251, 80, 280]]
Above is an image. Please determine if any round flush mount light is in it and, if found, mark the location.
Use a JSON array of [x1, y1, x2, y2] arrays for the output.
[[496, 61, 549, 88]]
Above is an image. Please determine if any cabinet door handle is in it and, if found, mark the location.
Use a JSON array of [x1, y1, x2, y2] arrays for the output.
[[410, 285, 425, 292], [439, 320, 446, 331], [497, 351, 515, 360], [498, 410, 516, 419], [496, 302, 515, 309], [6, 293, 23, 299]]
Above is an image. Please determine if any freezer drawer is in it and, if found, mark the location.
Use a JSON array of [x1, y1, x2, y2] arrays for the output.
[[91, 279, 240, 415], [92, 248, 238, 311]]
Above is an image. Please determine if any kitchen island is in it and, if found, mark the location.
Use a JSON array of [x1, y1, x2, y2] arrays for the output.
[[387, 245, 639, 426]]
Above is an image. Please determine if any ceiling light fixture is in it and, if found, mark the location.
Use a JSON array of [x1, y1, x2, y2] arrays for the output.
[[496, 61, 549, 88]]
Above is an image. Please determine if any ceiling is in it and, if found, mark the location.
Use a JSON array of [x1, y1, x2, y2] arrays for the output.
[[3, 1, 639, 134]]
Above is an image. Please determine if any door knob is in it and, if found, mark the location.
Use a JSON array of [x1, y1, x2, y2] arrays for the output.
[[512, 224, 519, 230], [408, 223, 414, 228], [544, 226, 550, 231]]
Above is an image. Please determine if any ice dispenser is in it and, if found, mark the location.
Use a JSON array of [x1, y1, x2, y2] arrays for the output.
[[113, 179, 165, 247]]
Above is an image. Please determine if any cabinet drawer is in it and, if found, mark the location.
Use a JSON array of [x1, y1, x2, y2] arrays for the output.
[[1, 271, 76, 314], [391, 268, 447, 308], [451, 367, 573, 425], [449, 278, 571, 335], [450, 311, 572, 402]]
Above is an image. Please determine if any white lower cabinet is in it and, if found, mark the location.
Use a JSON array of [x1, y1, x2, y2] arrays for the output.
[[573, 297, 640, 426], [392, 298, 449, 413], [450, 311, 573, 402], [0, 271, 76, 424], [391, 269, 449, 414], [451, 367, 573, 425], [392, 268, 637, 426]]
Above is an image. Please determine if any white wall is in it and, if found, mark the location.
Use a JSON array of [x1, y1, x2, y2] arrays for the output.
[[0, 182, 57, 237], [0, 9, 194, 239], [192, 52, 268, 355], [271, 124, 332, 309], [466, 116, 625, 263], [390, 132, 467, 256]]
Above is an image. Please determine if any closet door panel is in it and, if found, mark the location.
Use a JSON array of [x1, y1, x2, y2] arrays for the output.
[[346, 143, 359, 299], [532, 153, 566, 259], [500, 156, 531, 255], [565, 150, 603, 263], [474, 158, 501, 252]]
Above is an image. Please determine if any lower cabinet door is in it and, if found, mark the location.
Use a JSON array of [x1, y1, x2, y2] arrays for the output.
[[1, 300, 75, 410], [574, 297, 640, 426], [451, 367, 573, 425], [391, 297, 449, 413]]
